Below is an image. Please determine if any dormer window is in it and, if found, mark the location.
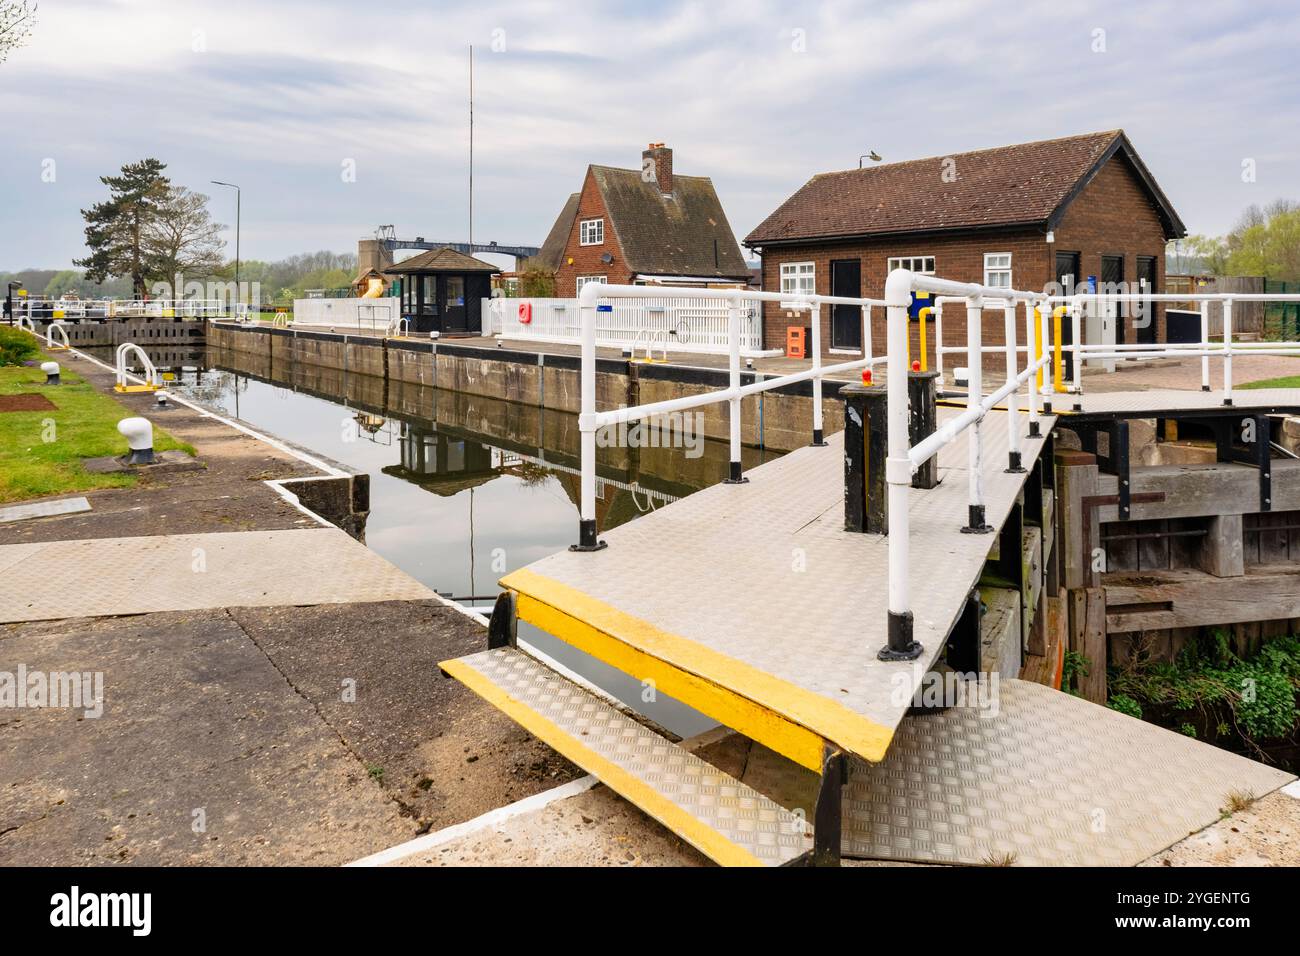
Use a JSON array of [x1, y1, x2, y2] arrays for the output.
[[579, 218, 604, 245]]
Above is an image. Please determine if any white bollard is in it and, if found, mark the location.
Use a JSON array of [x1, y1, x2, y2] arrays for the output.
[[117, 417, 156, 465], [41, 361, 60, 385]]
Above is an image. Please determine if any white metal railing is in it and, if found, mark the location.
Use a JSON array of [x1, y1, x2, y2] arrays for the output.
[[44, 321, 70, 350], [570, 283, 887, 550], [115, 342, 161, 391], [566, 271, 1300, 654], [881, 271, 1052, 656], [10, 297, 236, 320], [487, 295, 770, 356], [1038, 292, 1300, 408]]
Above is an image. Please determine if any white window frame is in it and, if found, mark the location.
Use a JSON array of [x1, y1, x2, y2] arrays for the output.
[[779, 261, 815, 301], [575, 275, 607, 291], [984, 252, 1012, 289], [887, 256, 935, 275], [579, 218, 604, 246]]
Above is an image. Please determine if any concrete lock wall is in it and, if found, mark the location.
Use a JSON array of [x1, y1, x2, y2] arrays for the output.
[[206, 323, 844, 452]]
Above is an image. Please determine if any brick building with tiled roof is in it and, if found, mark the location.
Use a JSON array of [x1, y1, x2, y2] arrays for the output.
[[533, 144, 751, 296], [744, 130, 1186, 364]]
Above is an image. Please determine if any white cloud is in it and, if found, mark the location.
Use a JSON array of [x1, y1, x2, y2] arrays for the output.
[[3, 0, 1298, 267]]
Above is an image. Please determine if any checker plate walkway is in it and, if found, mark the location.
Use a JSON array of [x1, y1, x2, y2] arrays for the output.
[[843, 679, 1295, 866], [0, 528, 434, 623], [501, 408, 1053, 769], [444, 646, 813, 866]]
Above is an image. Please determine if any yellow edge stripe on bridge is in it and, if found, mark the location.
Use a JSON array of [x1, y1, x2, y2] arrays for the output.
[[439, 656, 769, 867], [502, 566, 895, 764]]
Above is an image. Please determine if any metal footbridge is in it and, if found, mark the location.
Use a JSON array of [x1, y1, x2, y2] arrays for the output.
[[442, 272, 1300, 866]]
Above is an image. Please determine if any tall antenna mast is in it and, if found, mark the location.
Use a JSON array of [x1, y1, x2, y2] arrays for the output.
[[468, 43, 474, 248]]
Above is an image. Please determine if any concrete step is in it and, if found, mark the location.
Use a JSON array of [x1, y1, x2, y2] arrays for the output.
[[440, 646, 814, 866]]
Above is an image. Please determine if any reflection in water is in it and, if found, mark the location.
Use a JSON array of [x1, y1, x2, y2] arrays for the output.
[[124, 346, 780, 736]]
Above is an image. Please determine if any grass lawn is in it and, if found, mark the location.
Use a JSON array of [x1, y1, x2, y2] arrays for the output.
[[0, 358, 194, 504], [1241, 375, 1300, 389]]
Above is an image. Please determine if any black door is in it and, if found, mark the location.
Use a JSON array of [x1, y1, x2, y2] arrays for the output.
[[1055, 253, 1080, 382], [1102, 255, 1125, 345], [442, 275, 467, 333], [1135, 256, 1158, 344], [830, 259, 861, 350]]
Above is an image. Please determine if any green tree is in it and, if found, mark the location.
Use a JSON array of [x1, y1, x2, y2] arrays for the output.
[[1227, 206, 1300, 281], [518, 268, 556, 297], [1167, 235, 1230, 276], [75, 158, 170, 298]]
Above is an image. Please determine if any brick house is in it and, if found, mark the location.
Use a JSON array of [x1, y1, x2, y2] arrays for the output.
[[743, 130, 1186, 370], [530, 144, 750, 296]]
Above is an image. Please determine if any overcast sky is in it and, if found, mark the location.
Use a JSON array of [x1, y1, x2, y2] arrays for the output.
[[3, 0, 1297, 272]]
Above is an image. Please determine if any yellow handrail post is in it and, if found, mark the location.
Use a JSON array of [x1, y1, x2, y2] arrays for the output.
[[918, 306, 931, 372], [1053, 307, 1067, 393], [1034, 307, 1043, 391]]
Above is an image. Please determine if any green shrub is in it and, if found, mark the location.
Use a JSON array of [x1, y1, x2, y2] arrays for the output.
[[1107, 694, 1143, 719], [0, 326, 38, 366], [1110, 631, 1300, 746]]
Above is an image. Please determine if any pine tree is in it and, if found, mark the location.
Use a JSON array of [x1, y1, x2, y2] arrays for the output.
[[75, 158, 170, 298]]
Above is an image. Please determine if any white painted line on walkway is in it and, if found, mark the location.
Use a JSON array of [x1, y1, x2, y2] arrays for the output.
[[345, 775, 599, 867]]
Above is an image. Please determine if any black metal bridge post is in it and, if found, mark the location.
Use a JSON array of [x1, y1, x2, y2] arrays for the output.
[[909, 369, 940, 490], [841, 382, 889, 533]]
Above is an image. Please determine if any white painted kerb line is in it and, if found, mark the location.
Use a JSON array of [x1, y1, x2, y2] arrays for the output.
[[345, 775, 598, 867]]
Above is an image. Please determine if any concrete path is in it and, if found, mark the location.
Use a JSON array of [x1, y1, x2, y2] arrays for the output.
[[0, 601, 580, 865], [0, 528, 434, 623]]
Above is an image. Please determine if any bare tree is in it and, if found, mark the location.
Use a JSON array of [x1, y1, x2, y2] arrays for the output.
[[144, 185, 227, 289], [0, 1, 37, 63]]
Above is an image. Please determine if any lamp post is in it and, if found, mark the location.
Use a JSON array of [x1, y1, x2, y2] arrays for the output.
[[211, 180, 241, 304], [5, 281, 21, 325]]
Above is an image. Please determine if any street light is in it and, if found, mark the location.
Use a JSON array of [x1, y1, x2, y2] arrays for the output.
[[5, 281, 22, 325], [210, 180, 241, 301]]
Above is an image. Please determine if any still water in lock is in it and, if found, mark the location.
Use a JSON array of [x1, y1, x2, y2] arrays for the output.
[[116, 347, 781, 737]]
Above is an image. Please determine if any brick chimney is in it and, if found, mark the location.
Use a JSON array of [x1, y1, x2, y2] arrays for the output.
[[642, 143, 673, 195]]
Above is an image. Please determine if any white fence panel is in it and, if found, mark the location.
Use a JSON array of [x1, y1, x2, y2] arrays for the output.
[[485, 295, 765, 355], [292, 297, 400, 333]]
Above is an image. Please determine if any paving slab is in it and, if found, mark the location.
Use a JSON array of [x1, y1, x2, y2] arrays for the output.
[[0, 528, 434, 623], [0, 610, 411, 865]]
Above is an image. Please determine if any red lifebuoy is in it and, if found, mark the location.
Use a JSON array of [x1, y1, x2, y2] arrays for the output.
[[518, 302, 532, 324]]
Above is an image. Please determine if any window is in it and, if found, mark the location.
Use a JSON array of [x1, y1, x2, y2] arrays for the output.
[[780, 261, 815, 297], [887, 256, 935, 274], [446, 276, 465, 307], [579, 218, 604, 245], [576, 275, 607, 291], [984, 253, 1012, 288]]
